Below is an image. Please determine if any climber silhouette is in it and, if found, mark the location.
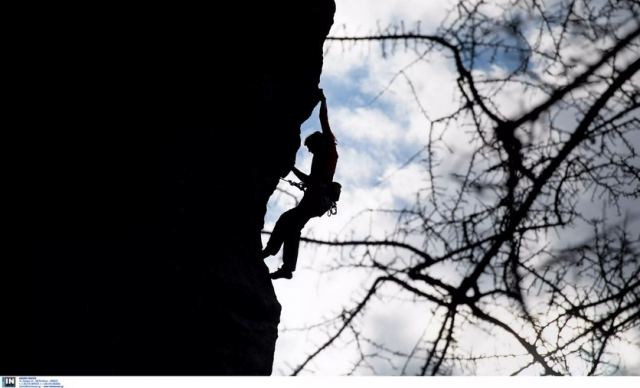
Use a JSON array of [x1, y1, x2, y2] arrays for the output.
[[262, 88, 338, 280]]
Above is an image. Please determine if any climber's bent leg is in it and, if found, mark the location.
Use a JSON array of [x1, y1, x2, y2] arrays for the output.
[[262, 207, 302, 259], [281, 231, 301, 273]]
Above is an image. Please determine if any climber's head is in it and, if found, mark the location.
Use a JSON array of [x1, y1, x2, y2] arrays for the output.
[[304, 131, 324, 153]]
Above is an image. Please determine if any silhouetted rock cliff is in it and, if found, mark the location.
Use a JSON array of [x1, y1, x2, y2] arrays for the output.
[[9, 1, 335, 375]]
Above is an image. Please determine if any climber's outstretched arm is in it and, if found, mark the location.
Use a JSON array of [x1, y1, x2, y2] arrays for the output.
[[318, 89, 333, 138]]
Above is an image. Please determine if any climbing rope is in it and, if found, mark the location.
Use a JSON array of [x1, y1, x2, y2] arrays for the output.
[[281, 178, 306, 191]]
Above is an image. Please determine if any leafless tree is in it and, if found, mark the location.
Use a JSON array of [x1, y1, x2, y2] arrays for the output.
[[273, 0, 640, 376]]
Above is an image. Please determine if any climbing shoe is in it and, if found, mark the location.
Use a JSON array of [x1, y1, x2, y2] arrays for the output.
[[270, 267, 293, 280]]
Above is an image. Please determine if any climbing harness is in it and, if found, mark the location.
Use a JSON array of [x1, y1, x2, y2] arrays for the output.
[[280, 178, 339, 217]]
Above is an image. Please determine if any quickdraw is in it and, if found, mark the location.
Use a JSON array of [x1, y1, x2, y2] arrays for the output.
[[327, 202, 337, 216]]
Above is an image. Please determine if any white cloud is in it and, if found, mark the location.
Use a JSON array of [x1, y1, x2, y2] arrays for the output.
[[333, 106, 403, 145], [266, 0, 640, 376]]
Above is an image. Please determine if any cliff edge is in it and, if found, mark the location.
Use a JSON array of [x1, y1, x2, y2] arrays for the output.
[[11, 1, 335, 375]]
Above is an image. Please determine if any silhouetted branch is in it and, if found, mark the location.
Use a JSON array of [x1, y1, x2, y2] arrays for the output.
[[282, 0, 640, 375]]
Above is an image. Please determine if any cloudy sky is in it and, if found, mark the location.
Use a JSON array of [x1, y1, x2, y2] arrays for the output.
[[262, 0, 640, 376]]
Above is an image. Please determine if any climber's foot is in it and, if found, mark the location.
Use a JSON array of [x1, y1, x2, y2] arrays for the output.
[[270, 267, 293, 280]]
